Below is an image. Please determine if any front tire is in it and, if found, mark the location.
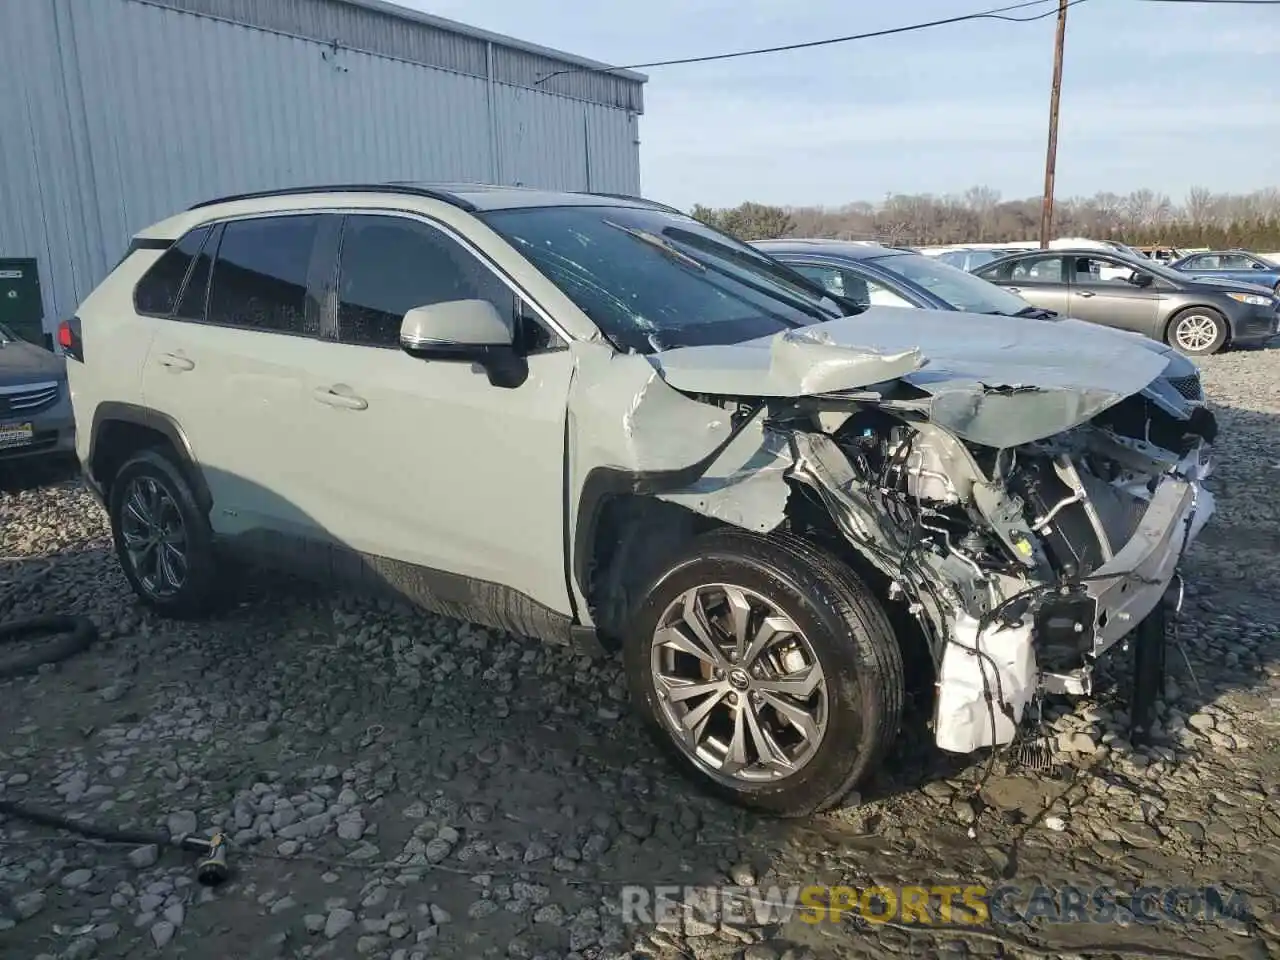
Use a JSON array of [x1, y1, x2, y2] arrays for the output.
[[624, 528, 904, 817], [1166, 307, 1227, 356], [108, 449, 221, 618]]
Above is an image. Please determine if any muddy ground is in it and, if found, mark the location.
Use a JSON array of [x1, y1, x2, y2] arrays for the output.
[[2, 347, 1278, 960]]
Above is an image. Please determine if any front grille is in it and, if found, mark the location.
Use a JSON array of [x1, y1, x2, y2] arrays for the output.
[[0, 380, 59, 415], [1167, 374, 1203, 402]]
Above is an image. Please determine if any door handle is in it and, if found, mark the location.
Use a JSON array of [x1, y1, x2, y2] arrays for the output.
[[157, 352, 194, 371], [312, 386, 368, 410], [1006, 286, 1021, 294], [1077, 290, 1095, 298]]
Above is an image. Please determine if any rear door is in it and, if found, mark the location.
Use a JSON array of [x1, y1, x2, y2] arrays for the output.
[[1065, 255, 1163, 335], [981, 254, 1070, 314], [140, 213, 343, 541], [1178, 253, 1230, 280]]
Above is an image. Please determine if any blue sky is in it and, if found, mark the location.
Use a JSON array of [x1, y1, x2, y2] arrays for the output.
[[402, 0, 1279, 210]]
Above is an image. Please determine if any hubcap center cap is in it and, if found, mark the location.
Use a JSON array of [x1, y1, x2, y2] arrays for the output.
[[727, 667, 751, 691]]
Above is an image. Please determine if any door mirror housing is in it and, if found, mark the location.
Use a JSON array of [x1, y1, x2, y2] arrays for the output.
[[399, 299, 526, 388], [1128, 271, 1154, 288]]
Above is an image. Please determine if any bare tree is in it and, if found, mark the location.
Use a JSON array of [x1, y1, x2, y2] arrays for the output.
[[1185, 186, 1215, 226], [690, 187, 1280, 251], [963, 186, 1001, 241]]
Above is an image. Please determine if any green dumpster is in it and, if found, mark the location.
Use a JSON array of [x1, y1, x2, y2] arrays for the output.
[[0, 258, 47, 347]]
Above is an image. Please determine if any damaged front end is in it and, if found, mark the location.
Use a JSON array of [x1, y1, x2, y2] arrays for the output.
[[618, 317, 1218, 757], [781, 389, 1213, 753]]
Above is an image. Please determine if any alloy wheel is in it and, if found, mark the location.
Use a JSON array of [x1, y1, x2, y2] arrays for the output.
[[1174, 313, 1220, 353], [119, 475, 188, 598], [649, 583, 829, 784]]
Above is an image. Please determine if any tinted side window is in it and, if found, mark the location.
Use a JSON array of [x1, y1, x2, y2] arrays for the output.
[[336, 215, 516, 348], [791, 264, 855, 300], [134, 227, 211, 316], [1072, 256, 1139, 284], [174, 224, 220, 321], [1010, 257, 1064, 282], [207, 216, 322, 335]]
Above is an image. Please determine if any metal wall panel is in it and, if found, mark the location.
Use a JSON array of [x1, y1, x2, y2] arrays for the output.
[[0, 0, 105, 333], [132, 0, 644, 111], [0, 0, 644, 328]]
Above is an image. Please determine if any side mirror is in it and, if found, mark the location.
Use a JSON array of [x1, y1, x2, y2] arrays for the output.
[[399, 299, 526, 388], [1252, 262, 1265, 270], [1129, 272, 1154, 288]]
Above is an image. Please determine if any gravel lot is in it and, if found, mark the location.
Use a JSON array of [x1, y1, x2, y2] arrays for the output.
[[2, 347, 1279, 960]]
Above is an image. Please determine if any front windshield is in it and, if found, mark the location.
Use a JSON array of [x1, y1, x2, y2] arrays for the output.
[[480, 205, 841, 353], [867, 252, 1033, 315]]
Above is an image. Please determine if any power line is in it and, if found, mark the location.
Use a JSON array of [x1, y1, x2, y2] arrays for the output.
[[535, 0, 1090, 83]]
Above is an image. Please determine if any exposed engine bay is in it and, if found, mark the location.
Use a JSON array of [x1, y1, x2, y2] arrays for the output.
[[568, 312, 1218, 759], [769, 386, 1216, 753]]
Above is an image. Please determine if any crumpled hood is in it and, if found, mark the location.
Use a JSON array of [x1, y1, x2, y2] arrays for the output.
[[649, 307, 1172, 447], [0, 339, 65, 388]]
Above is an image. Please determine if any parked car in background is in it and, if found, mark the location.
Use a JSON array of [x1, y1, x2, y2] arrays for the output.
[[974, 248, 1279, 355], [754, 240, 1205, 401], [757, 240, 1048, 313], [933, 248, 1024, 271], [0, 321, 75, 463], [1169, 250, 1280, 293], [1134, 245, 1186, 265]]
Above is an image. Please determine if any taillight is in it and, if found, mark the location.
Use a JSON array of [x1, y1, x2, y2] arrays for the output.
[[58, 318, 84, 363]]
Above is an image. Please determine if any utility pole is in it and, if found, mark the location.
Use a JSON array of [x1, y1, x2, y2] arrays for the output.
[[1039, 0, 1069, 249]]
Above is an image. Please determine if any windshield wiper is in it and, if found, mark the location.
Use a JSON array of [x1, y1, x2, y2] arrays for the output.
[[603, 220, 707, 273]]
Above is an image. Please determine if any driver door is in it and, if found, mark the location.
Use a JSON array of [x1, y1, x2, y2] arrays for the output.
[[293, 212, 576, 618], [1066, 255, 1163, 335]]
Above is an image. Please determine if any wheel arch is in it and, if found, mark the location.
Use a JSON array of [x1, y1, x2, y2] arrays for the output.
[[88, 402, 211, 514], [1162, 303, 1233, 349], [580, 490, 724, 651]]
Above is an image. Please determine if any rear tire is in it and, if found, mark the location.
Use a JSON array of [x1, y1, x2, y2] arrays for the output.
[[108, 449, 221, 618], [1166, 307, 1227, 356], [623, 528, 904, 817]]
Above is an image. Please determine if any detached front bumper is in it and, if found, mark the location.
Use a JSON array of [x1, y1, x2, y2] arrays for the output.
[[935, 464, 1214, 754]]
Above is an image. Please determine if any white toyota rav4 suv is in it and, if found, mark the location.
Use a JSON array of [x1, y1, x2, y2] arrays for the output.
[[63, 183, 1218, 816]]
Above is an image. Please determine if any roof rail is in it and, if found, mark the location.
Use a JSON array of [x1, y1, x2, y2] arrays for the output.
[[575, 191, 685, 215], [187, 183, 477, 212]]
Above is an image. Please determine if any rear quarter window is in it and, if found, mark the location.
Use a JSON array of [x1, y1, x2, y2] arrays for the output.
[[133, 227, 212, 316]]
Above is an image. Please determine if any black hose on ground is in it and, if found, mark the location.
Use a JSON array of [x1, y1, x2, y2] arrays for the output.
[[0, 798, 169, 848], [0, 614, 98, 680], [0, 612, 230, 883]]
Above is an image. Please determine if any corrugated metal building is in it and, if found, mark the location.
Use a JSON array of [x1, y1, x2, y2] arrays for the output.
[[0, 0, 647, 339]]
